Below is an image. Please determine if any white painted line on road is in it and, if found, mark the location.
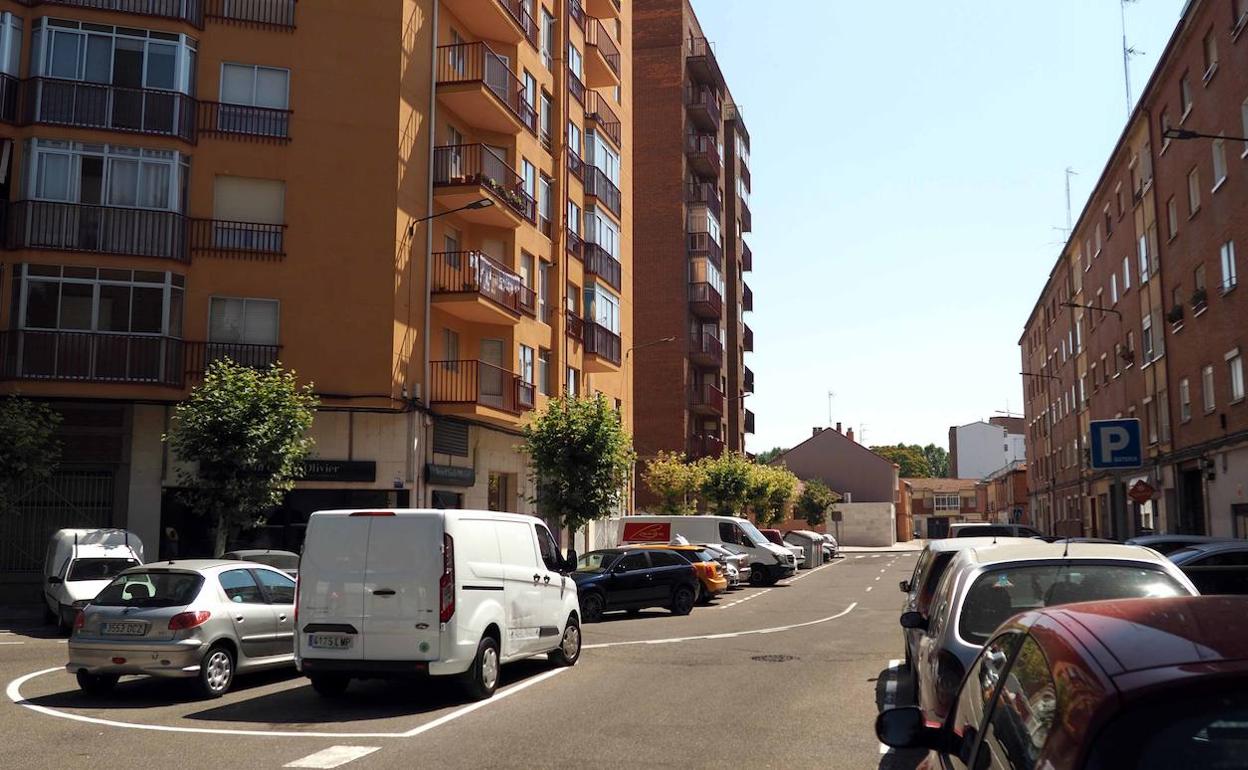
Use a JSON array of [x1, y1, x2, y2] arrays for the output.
[[871, 554, 881, 558], [0, 641, 25, 645], [716, 588, 772, 609], [584, 602, 858, 650], [399, 668, 568, 738], [880, 659, 902, 755], [865, 586, 872, 592], [285, 746, 380, 768], [855, 555, 866, 559], [875, 577, 880, 581]]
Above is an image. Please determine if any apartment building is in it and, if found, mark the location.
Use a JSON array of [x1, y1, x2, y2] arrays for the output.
[[632, 0, 753, 474], [948, 417, 1026, 479], [983, 461, 1028, 526], [0, 0, 632, 587], [904, 477, 988, 539], [1020, 0, 1248, 538]]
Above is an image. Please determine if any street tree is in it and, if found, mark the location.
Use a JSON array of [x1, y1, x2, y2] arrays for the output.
[[166, 360, 318, 555], [795, 479, 840, 527], [642, 451, 704, 514], [523, 395, 635, 536], [871, 444, 933, 478], [754, 446, 786, 465], [0, 395, 62, 514], [698, 451, 755, 516], [922, 444, 949, 477], [759, 465, 799, 527]]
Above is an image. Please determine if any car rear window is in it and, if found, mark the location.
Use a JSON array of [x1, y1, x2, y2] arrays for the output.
[[958, 564, 1188, 644], [956, 526, 1012, 538], [94, 571, 204, 608], [247, 553, 299, 571], [67, 558, 140, 582], [1096, 690, 1248, 769]]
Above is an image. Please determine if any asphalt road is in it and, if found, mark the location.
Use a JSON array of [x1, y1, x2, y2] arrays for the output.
[[1, 552, 922, 770]]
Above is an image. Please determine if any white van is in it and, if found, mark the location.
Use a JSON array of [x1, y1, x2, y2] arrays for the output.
[[44, 529, 144, 633], [611, 515, 796, 586], [296, 509, 581, 700]]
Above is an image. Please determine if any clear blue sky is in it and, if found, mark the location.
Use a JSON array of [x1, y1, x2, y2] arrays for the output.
[[692, 0, 1188, 452]]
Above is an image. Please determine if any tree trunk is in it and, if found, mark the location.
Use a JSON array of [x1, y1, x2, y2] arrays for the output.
[[213, 517, 230, 557]]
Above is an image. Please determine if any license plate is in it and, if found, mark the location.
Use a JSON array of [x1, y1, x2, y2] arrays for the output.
[[308, 634, 354, 650], [102, 621, 147, 636]]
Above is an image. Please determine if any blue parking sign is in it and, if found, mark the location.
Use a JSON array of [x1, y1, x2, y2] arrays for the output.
[[1089, 419, 1143, 470]]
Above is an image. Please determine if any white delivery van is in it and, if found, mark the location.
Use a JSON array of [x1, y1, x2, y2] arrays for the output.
[[296, 509, 581, 700], [44, 529, 144, 632], [612, 515, 796, 586]]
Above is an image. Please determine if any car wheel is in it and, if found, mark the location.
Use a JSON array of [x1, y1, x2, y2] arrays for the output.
[[748, 566, 767, 587], [580, 592, 605, 623], [462, 636, 500, 701], [309, 674, 350, 697], [75, 671, 118, 695], [670, 585, 695, 616], [548, 615, 581, 667], [196, 644, 235, 699]]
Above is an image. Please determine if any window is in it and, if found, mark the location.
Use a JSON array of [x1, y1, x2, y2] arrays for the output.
[[540, 9, 554, 69], [1139, 235, 1150, 282], [566, 366, 578, 396], [585, 131, 621, 185], [519, 344, 534, 385], [31, 18, 196, 95], [1238, 0, 1248, 28], [1111, 273, 1119, 304], [27, 139, 185, 212], [567, 121, 582, 158], [567, 199, 581, 235], [690, 256, 724, 295], [934, 493, 960, 511], [219, 62, 290, 136], [254, 569, 295, 603], [443, 328, 459, 361], [1167, 197, 1179, 239], [538, 173, 552, 235], [1203, 29, 1218, 79], [18, 264, 184, 337], [949, 632, 1022, 746], [1101, 353, 1109, 384], [613, 552, 649, 572], [1221, 241, 1238, 292], [212, 175, 285, 251], [1213, 137, 1228, 190], [1204, 364, 1217, 412], [538, 259, 551, 322], [540, 90, 552, 146], [1188, 167, 1201, 214], [1180, 73, 1193, 117], [1095, 224, 1103, 255], [1122, 256, 1131, 292], [1147, 398, 1159, 444], [1126, 330, 1136, 365], [1230, 350, 1245, 402], [584, 284, 620, 334], [1195, 263, 1208, 306], [1160, 107, 1172, 150], [538, 348, 551, 396], [209, 297, 278, 345], [487, 472, 511, 513], [0, 12, 21, 76], [1104, 206, 1113, 236], [981, 636, 1058, 770], [522, 159, 536, 202], [1180, 378, 1192, 422], [568, 42, 583, 77], [534, 524, 561, 571], [219, 569, 264, 604]]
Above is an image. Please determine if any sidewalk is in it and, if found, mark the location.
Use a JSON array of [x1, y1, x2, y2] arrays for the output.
[[838, 540, 925, 554]]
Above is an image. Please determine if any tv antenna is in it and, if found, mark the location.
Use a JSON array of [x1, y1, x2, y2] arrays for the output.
[[827, 390, 835, 427], [1120, 0, 1144, 114]]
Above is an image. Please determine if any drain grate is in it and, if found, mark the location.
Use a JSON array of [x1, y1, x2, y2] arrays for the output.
[[751, 654, 798, 663]]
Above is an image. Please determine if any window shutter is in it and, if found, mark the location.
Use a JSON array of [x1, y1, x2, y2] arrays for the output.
[[433, 419, 470, 457]]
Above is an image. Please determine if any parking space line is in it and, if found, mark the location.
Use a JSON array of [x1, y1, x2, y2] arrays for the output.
[[0, 641, 25, 645], [854, 555, 866, 559], [880, 659, 902, 754], [285, 746, 380, 768], [865, 586, 872, 592], [585, 602, 857, 650]]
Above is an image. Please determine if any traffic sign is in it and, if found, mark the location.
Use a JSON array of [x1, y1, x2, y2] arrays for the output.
[[1129, 480, 1156, 505], [1089, 419, 1143, 470]]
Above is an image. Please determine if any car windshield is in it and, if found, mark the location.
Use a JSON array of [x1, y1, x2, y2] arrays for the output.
[[94, 571, 204, 608], [721, 544, 749, 556], [958, 564, 1188, 644], [576, 552, 617, 572], [676, 549, 718, 563], [67, 558, 140, 582], [735, 520, 772, 548]]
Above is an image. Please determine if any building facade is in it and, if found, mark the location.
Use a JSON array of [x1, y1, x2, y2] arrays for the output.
[[0, 0, 633, 594], [631, 0, 753, 475], [983, 461, 1028, 526], [904, 478, 989, 539], [1020, 0, 1248, 538], [948, 417, 1026, 480]]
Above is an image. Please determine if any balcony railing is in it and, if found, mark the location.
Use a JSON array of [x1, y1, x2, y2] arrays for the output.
[[436, 42, 536, 134], [431, 250, 533, 316], [744, 409, 755, 435], [189, 218, 285, 259], [0, 74, 19, 124], [584, 165, 622, 217], [583, 241, 622, 291], [687, 37, 723, 87], [0, 330, 184, 386], [585, 90, 621, 147], [585, 18, 621, 80], [568, 69, 585, 105], [565, 308, 584, 341], [2, 200, 188, 261], [687, 231, 723, 267], [744, 365, 754, 393], [686, 182, 721, 222], [205, 0, 296, 29], [685, 84, 721, 132], [20, 77, 196, 142], [569, 0, 586, 30], [429, 359, 534, 414], [184, 340, 280, 379], [743, 283, 753, 312], [198, 100, 291, 141], [743, 323, 754, 352], [566, 229, 584, 259], [689, 281, 723, 319], [583, 321, 621, 365], [497, 0, 538, 47], [685, 132, 720, 178], [740, 238, 752, 271], [689, 431, 724, 459], [688, 382, 725, 415], [738, 196, 752, 233], [689, 331, 723, 368], [568, 149, 585, 182], [15, 0, 206, 28], [432, 144, 537, 222]]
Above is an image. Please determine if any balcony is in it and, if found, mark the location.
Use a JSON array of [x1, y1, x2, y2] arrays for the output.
[[0, 330, 184, 387], [744, 365, 754, 394], [429, 359, 535, 422], [20, 77, 196, 142], [744, 409, 755, 435], [184, 340, 281, 381], [15, 0, 206, 28], [685, 85, 721, 133], [689, 331, 723, 369], [0, 74, 15, 124], [583, 321, 621, 368], [441, 0, 537, 48], [2, 200, 188, 261], [436, 43, 535, 135], [568, 69, 585, 105], [585, 0, 620, 20], [738, 195, 752, 233], [687, 231, 723, 267], [688, 382, 725, 416], [568, 149, 585, 182], [584, 165, 622, 218], [743, 282, 753, 312], [569, 0, 586, 31], [189, 218, 285, 259], [585, 90, 621, 148], [740, 238, 752, 271], [687, 37, 723, 87], [205, 0, 296, 28], [584, 18, 621, 88], [431, 250, 535, 324], [583, 241, 622, 291], [689, 431, 724, 459], [743, 323, 754, 352], [565, 308, 584, 341], [198, 100, 291, 141], [566, 228, 585, 260], [689, 282, 723, 320], [685, 133, 720, 179], [432, 144, 536, 226], [686, 182, 721, 222]]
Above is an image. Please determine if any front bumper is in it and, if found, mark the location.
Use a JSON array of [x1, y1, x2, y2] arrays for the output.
[[765, 563, 797, 581], [67, 638, 205, 678]]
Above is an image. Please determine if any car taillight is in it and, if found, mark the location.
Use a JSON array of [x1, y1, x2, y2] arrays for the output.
[[73, 610, 85, 632], [168, 611, 211, 631], [439, 533, 455, 623]]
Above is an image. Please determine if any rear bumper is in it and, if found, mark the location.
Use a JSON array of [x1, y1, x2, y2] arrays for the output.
[[300, 656, 469, 678], [67, 638, 205, 678]]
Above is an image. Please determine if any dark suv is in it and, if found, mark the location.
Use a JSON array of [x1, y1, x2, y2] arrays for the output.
[[571, 548, 700, 622]]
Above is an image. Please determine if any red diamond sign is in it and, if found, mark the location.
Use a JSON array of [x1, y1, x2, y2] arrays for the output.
[[1129, 480, 1156, 505]]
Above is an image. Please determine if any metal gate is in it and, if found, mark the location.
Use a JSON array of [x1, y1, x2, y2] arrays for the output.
[[0, 471, 115, 573]]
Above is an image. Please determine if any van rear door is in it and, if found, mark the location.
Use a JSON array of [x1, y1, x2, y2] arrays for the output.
[[363, 513, 443, 661], [299, 513, 370, 660]]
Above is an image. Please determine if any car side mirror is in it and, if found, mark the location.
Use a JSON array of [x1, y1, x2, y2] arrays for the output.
[[875, 707, 950, 752], [899, 611, 928, 631], [899, 580, 911, 593], [47, 576, 63, 585], [563, 549, 578, 573]]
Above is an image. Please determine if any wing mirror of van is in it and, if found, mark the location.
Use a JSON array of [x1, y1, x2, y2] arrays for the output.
[[899, 580, 911, 593], [875, 707, 952, 752], [899, 611, 928, 631], [563, 549, 578, 573], [47, 576, 64, 585]]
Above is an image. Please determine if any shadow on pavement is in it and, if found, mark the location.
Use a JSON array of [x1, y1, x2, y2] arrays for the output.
[[873, 662, 927, 770], [592, 610, 676, 623], [1, 621, 68, 641], [24, 667, 302, 710]]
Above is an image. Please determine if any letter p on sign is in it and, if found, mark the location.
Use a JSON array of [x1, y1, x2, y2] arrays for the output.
[[1100, 427, 1131, 465]]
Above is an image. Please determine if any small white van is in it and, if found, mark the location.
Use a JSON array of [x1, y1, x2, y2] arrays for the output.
[[296, 509, 581, 700], [44, 529, 144, 633], [611, 515, 796, 586]]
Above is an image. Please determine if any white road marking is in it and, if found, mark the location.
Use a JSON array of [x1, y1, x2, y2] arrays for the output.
[[875, 577, 881, 581], [285, 746, 380, 768], [871, 554, 881, 558], [717, 588, 772, 609], [7, 666, 569, 739], [855, 555, 866, 559], [0, 641, 25, 646], [585, 602, 858, 650], [880, 659, 902, 754], [880, 568, 887, 573], [865, 586, 873, 592]]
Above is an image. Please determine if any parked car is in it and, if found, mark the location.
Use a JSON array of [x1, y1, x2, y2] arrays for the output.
[[947, 523, 1044, 539], [904, 541, 1197, 720], [1168, 540, 1248, 595], [67, 559, 296, 698], [44, 529, 144, 633], [715, 543, 754, 585], [221, 549, 299, 577], [1126, 533, 1232, 555], [571, 548, 700, 621], [700, 543, 749, 587], [820, 533, 839, 560], [613, 515, 796, 585], [878, 596, 1248, 769], [634, 544, 729, 603], [762, 529, 806, 568], [296, 509, 580, 701]]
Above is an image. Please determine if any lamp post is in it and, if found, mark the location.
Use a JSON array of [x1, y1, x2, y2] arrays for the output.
[[407, 198, 493, 237], [1163, 127, 1248, 143]]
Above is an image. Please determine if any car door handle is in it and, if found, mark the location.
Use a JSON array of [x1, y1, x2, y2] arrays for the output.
[[532, 573, 542, 583], [234, 616, 244, 622], [278, 614, 288, 622], [645, 574, 654, 580], [543, 575, 551, 584], [373, 589, 396, 596]]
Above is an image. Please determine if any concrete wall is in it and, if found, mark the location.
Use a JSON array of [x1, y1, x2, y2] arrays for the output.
[[953, 423, 1025, 479], [1205, 444, 1248, 537], [829, 503, 896, 547], [127, 405, 167, 557]]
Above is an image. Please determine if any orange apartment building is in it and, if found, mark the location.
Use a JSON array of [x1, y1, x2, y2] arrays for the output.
[[0, 0, 632, 586]]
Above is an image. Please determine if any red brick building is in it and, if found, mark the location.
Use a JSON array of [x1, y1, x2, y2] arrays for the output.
[[1021, 0, 1248, 538], [903, 478, 988, 539], [983, 462, 1029, 526]]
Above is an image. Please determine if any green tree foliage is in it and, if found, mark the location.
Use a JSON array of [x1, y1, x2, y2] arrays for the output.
[[523, 395, 635, 533], [755, 446, 786, 465], [166, 360, 318, 554], [698, 451, 756, 516], [0, 396, 63, 513], [642, 451, 705, 514], [795, 479, 840, 527], [922, 444, 950, 477], [760, 465, 799, 527], [871, 444, 934, 478]]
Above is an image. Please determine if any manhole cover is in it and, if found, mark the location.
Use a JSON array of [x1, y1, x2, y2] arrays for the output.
[[751, 654, 798, 663]]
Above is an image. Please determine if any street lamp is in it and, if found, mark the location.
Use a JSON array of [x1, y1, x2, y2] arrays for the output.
[[1163, 127, 1248, 143], [406, 198, 493, 236], [1060, 300, 1122, 320]]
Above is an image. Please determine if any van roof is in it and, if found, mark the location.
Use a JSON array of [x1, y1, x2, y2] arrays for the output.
[[627, 514, 750, 523], [311, 508, 544, 525]]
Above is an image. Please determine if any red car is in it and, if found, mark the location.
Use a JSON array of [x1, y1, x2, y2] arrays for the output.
[[877, 596, 1248, 769]]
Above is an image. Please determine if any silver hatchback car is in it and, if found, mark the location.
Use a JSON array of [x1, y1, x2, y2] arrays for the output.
[[68, 559, 296, 698]]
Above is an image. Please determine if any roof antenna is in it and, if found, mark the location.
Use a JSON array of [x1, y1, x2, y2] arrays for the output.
[[1062, 537, 1071, 559]]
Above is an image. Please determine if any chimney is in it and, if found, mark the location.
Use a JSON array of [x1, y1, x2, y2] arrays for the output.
[[846, 428, 856, 443], [835, 422, 842, 434], [812, 427, 822, 437]]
